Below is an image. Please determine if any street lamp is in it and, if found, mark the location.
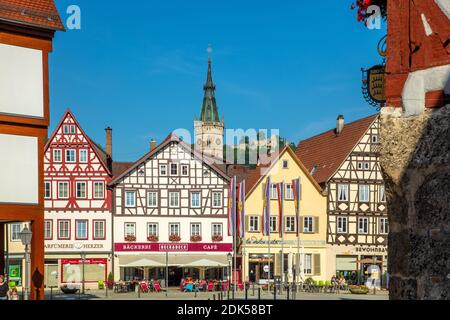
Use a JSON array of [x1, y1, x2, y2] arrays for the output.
[[227, 252, 232, 298], [80, 252, 86, 295], [19, 225, 32, 301]]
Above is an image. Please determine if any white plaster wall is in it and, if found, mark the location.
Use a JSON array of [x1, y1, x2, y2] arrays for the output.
[[0, 134, 38, 204], [0, 44, 44, 118]]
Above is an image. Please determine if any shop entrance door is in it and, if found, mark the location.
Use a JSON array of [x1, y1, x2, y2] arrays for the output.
[[168, 267, 182, 287]]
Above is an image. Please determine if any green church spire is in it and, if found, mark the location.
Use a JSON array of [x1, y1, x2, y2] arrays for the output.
[[200, 53, 220, 123]]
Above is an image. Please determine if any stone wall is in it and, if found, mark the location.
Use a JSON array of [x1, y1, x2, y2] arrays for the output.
[[380, 106, 450, 300]]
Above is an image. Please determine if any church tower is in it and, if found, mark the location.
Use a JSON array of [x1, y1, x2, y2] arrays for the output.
[[194, 52, 225, 159]]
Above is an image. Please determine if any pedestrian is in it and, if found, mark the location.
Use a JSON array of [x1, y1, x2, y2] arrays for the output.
[[9, 288, 19, 301], [0, 275, 9, 301]]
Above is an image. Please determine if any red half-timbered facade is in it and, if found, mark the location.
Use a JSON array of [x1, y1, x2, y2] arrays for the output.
[[43, 110, 113, 288]]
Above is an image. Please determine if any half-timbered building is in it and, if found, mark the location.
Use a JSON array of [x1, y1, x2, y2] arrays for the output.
[[0, 0, 64, 299], [42, 110, 113, 289], [109, 134, 232, 285], [296, 114, 388, 285]]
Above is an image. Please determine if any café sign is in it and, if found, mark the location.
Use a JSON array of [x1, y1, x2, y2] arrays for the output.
[[114, 243, 233, 253]]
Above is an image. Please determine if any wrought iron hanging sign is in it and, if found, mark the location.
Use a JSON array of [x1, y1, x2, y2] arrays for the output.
[[362, 35, 387, 108]]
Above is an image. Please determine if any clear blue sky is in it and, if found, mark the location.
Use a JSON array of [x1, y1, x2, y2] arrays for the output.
[[51, 0, 386, 161]]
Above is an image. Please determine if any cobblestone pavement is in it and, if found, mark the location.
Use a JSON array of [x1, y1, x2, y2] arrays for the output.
[[45, 288, 389, 301]]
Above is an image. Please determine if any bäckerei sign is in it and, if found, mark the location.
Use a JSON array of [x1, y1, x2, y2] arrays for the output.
[[114, 243, 233, 252]]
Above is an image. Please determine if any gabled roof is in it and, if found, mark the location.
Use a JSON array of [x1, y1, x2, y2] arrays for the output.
[[244, 146, 323, 199], [112, 162, 134, 179], [295, 114, 378, 185], [0, 0, 65, 31], [44, 109, 112, 176], [108, 133, 231, 186]]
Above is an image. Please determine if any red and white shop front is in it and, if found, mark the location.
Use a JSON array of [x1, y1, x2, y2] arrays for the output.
[[114, 243, 233, 286]]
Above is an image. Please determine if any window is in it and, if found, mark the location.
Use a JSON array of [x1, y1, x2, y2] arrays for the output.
[[358, 217, 369, 234], [53, 149, 62, 162], [380, 218, 389, 235], [44, 182, 51, 199], [191, 223, 201, 236], [270, 216, 277, 233], [125, 191, 136, 208], [270, 184, 278, 200], [125, 223, 136, 237], [93, 182, 105, 199], [76, 220, 88, 240], [372, 135, 379, 144], [359, 185, 370, 202], [58, 220, 70, 240], [79, 150, 88, 163], [379, 185, 386, 203], [147, 223, 158, 237], [170, 163, 178, 176], [285, 184, 294, 200], [249, 216, 260, 232], [212, 223, 223, 236], [337, 216, 348, 233], [304, 254, 312, 275], [181, 164, 189, 176], [338, 184, 348, 202], [357, 162, 370, 170], [191, 192, 201, 208], [93, 220, 105, 240], [212, 192, 222, 208], [169, 223, 180, 236], [147, 191, 158, 208], [303, 216, 314, 233], [10, 224, 21, 241], [66, 149, 76, 163], [58, 182, 69, 199], [44, 220, 53, 240], [282, 160, 289, 169], [76, 182, 87, 199], [159, 164, 167, 176], [169, 192, 180, 208], [64, 125, 75, 134], [285, 216, 296, 233]]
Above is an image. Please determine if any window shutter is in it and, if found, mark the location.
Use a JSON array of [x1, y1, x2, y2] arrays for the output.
[[314, 217, 320, 233], [245, 216, 250, 232], [313, 254, 321, 276], [299, 217, 304, 234], [261, 183, 266, 199]]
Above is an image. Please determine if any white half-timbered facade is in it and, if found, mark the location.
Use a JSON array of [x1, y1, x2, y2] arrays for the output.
[[297, 115, 388, 287], [109, 134, 232, 285], [42, 110, 113, 288]]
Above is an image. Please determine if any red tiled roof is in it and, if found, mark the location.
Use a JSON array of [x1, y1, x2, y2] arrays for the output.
[[295, 114, 378, 185], [112, 162, 134, 179], [0, 0, 65, 31]]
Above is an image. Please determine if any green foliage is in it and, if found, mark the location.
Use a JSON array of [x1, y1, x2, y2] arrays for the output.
[[98, 280, 105, 290], [8, 281, 16, 288], [108, 272, 114, 282]]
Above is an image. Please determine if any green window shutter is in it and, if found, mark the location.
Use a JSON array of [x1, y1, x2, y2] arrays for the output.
[[313, 254, 321, 276], [314, 217, 320, 234]]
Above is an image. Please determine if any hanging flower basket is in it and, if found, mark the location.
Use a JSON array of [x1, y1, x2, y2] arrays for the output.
[[191, 235, 202, 242], [169, 234, 181, 242], [212, 235, 223, 242], [351, 0, 387, 25], [124, 235, 136, 242], [147, 235, 159, 242]]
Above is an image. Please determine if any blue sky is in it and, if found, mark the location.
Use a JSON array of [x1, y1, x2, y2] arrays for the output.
[[51, 0, 386, 161]]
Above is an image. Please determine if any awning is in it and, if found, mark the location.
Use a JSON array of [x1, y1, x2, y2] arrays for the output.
[[118, 254, 228, 268]]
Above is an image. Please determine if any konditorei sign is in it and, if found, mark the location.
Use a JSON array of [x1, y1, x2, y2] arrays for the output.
[[114, 243, 233, 253]]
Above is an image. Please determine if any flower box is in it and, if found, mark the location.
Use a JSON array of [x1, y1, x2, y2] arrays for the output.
[[125, 235, 136, 242], [169, 234, 181, 242], [147, 235, 159, 242], [191, 235, 202, 242], [212, 235, 223, 242]]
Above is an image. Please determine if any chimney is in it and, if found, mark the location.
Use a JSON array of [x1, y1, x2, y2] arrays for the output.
[[150, 139, 156, 151], [336, 115, 345, 135], [105, 127, 113, 159]]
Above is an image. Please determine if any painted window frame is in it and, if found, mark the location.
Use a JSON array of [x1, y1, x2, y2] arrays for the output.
[[270, 184, 278, 200], [76, 181, 87, 199], [285, 216, 296, 233], [270, 216, 278, 233], [147, 191, 158, 208], [337, 216, 348, 234], [147, 223, 158, 237], [93, 181, 105, 199], [248, 216, 260, 232], [181, 164, 189, 176], [337, 184, 349, 202], [93, 220, 106, 240], [303, 216, 314, 233], [212, 191, 223, 208], [53, 149, 62, 163], [58, 181, 70, 199], [124, 222, 136, 237], [57, 220, 71, 240], [75, 219, 88, 240], [285, 184, 294, 200], [379, 217, 389, 235], [44, 220, 53, 240], [125, 190, 137, 208], [190, 223, 201, 237], [190, 191, 201, 208], [169, 191, 180, 208], [79, 149, 88, 163], [169, 223, 180, 236], [10, 223, 21, 242], [44, 181, 51, 199], [359, 184, 370, 203], [304, 254, 312, 275], [170, 163, 178, 176], [159, 164, 167, 176], [282, 160, 289, 169], [212, 223, 223, 236], [379, 185, 386, 203], [65, 149, 76, 163], [358, 217, 369, 234]]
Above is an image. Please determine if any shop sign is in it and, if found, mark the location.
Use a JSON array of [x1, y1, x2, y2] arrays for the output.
[[9, 265, 21, 281], [45, 243, 105, 250], [355, 246, 387, 253], [61, 258, 107, 265], [114, 243, 233, 253], [245, 238, 326, 246]]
